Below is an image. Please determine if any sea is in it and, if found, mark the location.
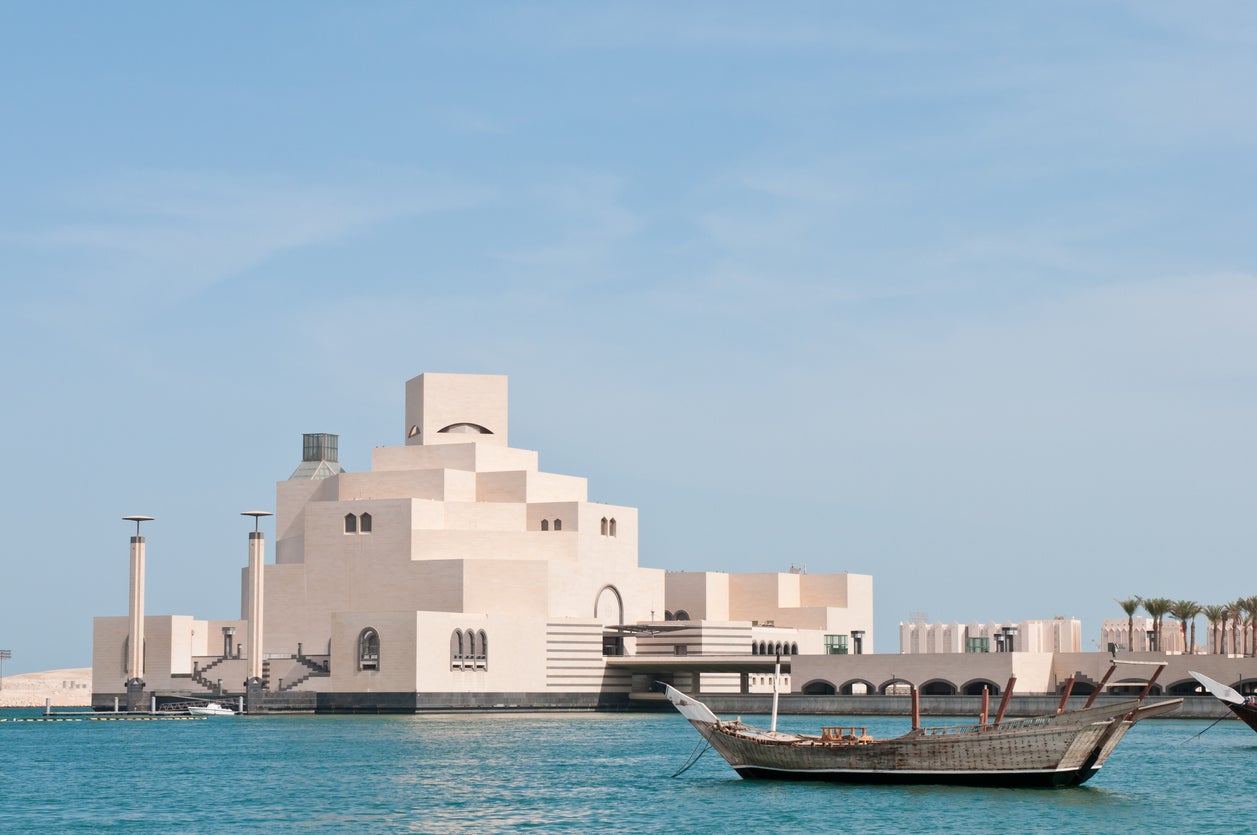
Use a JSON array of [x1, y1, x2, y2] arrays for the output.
[[2, 708, 1255, 834]]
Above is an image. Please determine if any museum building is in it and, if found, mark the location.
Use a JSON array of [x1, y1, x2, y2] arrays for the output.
[[92, 373, 874, 711]]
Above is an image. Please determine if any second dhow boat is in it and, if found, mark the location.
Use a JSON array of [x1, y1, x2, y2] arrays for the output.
[[1189, 671, 1257, 732], [666, 661, 1181, 787]]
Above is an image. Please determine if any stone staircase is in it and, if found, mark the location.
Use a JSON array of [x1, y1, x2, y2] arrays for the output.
[[257, 653, 329, 693], [191, 656, 230, 696]]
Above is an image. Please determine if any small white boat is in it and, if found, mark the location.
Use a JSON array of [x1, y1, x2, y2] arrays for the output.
[[187, 702, 236, 716]]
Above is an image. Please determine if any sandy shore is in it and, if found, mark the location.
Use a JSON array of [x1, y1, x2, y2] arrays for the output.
[[0, 668, 92, 708]]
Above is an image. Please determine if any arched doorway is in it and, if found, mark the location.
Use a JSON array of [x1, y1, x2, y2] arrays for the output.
[[840, 679, 875, 695], [801, 680, 837, 695], [595, 585, 624, 657], [919, 679, 958, 696], [961, 679, 1000, 696]]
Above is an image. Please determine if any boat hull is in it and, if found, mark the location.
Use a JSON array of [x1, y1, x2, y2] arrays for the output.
[[1227, 702, 1257, 734], [732, 764, 1098, 787]]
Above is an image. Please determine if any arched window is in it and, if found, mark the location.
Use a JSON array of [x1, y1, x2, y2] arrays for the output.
[[664, 610, 674, 621], [358, 628, 380, 671], [438, 423, 493, 434], [674, 609, 690, 621], [476, 629, 488, 670], [554, 519, 562, 531], [601, 517, 608, 535], [541, 519, 549, 532], [751, 641, 759, 655], [344, 513, 357, 534], [451, 629, 465, 669], [359, 512, 372, 533], [791, 642, 799, 655], [609, 518, 617, 537]]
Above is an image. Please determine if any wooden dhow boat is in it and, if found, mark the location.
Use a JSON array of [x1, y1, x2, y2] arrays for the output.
[[666, 661, 1181, 787], [1189, 671, 1257, 733]]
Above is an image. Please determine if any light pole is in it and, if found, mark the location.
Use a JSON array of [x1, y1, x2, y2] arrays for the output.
[[122, 515, 153, 711], [0, 649, 10, 691], [242, 510, 272, 713]]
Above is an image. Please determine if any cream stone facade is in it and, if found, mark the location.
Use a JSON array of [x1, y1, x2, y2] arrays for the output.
[[92, 372, 875, 711], [1100, 617, 1188, 654], [899, 618, 1082, 655]]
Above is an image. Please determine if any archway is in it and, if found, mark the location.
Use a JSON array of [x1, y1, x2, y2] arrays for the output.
[[840, 679, 875, 695], [961, 679, 1001, 696], [1109, 678, 1162, 696], [919, 679, 958, 696], [594, 585, 624, 625], [879, 678, 913, 695], [1166, 678, 1204, 696], [801, 680, 837, 695]]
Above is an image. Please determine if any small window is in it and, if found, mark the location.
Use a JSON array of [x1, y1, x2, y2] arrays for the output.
[[674, 609, 690, 621], [601, 517, 608, 536], [476, 629, 488, 670], [541, 519, 549, 532], [451, 629, 465, 669], [437, 423, 492, 434], [359, 512, 372, 533], [358, 628, 380, 671], [407, 425, 419, 438], [609, 518, 617, 537], [554, 519, 562, 531], [344, 514, 357, 534]]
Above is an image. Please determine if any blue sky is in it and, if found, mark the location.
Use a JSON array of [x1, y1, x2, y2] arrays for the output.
[[2, 3, 1256, 673]]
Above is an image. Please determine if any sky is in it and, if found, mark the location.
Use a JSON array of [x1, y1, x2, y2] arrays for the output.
[[2, 2, 1256, 674]]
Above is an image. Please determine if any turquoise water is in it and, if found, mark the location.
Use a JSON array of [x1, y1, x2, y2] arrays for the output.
[[2, 709, 1256, 833]]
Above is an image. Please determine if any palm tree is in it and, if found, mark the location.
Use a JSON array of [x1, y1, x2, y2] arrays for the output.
[[1141, 597, 1173, 652], [1245, 597, 1257, 656], [1202, 604, 1227, 655], [1229, 601, 1243, 656], [1170, 600, 1202, 654], [1115, 597, 1141, 652]]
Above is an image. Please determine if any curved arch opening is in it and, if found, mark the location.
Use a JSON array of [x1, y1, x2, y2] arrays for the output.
[[358, 628, 380, 671], [879, 678, 913, 695], [961, 679, 1001, 696], [594, 585, 624, 625], [840, 679, 874, 695], [450, 629, 464, 670], [801, 679, 837, 695], [437, 423, 493, 434], [919, 679, 958, 696], [1109, 678, 1162, 696], [1166, 678, 1205, 696]]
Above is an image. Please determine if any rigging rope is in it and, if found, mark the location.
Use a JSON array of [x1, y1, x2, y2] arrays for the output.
[[1184, 714, 1230, 742], [671, 737, 711, 777]]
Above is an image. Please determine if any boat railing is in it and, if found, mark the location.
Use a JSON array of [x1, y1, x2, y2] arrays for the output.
[[917, 715, 1060, 737]]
